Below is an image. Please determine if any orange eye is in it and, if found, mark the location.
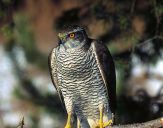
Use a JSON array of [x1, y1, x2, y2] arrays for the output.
[[69, 33, 75, 38]]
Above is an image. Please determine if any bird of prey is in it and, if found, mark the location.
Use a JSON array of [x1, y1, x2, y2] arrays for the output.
[[48, 25, 116, 128]]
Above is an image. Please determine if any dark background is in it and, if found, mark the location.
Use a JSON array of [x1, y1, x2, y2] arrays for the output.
[[0, 0, 163, 128]]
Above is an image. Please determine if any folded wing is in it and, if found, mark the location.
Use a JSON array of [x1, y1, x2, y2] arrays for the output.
[[48, 48, 65, 109], [92, 40, 116, 113]]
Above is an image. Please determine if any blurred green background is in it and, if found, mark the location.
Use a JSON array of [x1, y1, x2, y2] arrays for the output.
[[0, 0, 163, 128]]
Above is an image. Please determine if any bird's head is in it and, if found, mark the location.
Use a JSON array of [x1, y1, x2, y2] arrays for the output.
[[58, 25, 88, 49]]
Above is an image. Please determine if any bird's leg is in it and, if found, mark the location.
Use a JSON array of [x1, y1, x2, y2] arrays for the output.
[[77, 118, 81, 128], [98, 105, 113, 128], [64, 97, 73, 128], [99, 105, 104, 128], [65, 112, 72, 128]]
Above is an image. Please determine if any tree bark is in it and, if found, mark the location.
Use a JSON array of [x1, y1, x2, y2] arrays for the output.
[[112, 117, 163, 128]]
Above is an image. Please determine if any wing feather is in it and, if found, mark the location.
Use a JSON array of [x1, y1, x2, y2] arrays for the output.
[[91, 40, 116, 113], [48, 48, 65, 109]]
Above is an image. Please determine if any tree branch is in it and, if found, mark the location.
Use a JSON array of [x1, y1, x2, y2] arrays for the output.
[[153, 0, 160, 35], [17, 117, 24, 128], [112, 117, 163, 128]]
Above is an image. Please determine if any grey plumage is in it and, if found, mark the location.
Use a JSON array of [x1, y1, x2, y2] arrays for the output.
[[48, 26, 116, 128]]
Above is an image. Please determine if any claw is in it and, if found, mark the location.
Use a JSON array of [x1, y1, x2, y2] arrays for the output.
[[103, 119, 113, 127], [96, 119, 113, 128]]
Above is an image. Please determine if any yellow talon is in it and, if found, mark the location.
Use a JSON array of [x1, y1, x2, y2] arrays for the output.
[[104, 119, 113, 127], [97, 105, 113, 128], [99, 106, 104, 128], [65, 112, 71, 128]]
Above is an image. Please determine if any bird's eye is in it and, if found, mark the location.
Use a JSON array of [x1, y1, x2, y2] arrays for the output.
[[69, 33, 75, 38]]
